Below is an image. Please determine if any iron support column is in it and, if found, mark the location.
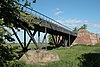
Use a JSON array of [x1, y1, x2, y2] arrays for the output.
[[24, 30, 26, 48], [38, 31, 40, 49], [45, 27, 47, 50], [68, 34, 70, 47]]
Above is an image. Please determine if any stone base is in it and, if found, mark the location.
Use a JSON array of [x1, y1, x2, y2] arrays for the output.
[[20, 50, 60, 63]]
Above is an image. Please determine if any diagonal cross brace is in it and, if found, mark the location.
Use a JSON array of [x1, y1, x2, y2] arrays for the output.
[[11, 27, 24, 49], [27, 30, 39, 49], [41, 33, 47, 44], [52, 34, 56, 45], [26, 30, 37, 48]]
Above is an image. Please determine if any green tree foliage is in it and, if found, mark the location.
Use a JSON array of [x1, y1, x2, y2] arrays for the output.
[[73, 24, 87, 32], [48, 34, 54, 44], [73, 27, 78, 32], [80, 24, 87, 29], [0, 0, 20, 44], [0, 0, 36, 44], [0, 44, 18, 67], [0, 26, 14, 45], [0, 0, 36, 66], [48, 34, 56, 45]]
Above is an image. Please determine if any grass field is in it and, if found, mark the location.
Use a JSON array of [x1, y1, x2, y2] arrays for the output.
[[3, 43, 100, 67], [44, 44, 100, 67], [46, 44, 100, 67]]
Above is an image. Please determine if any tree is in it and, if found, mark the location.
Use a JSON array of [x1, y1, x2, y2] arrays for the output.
[[73, 24, 88, 33], [73, 27, 78, 32], [80, 24, 87, 29], [48, 34, 56, 45], [0, 0, 36, 66], [0, 45, 18, 67], [0, 0, 37, 44], [48, 34, 53, 44]]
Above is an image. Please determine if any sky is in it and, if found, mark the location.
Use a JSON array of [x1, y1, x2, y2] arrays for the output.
[[12, 0, 100, 43], [31, 0, 100, 33]]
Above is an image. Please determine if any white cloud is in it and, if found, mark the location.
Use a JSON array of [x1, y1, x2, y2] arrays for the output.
[[55, 18, 100, 32], [55, 8, 60, 11], [95, 32, 100, 34], [65, 19, 80, 24], [93, 24, 100, 28], [54, 11, 63, 15], [62, 19, 91, 29], [54, 8, 63, 16], [55, 19, 90, 29], [52, 8, 100, 33], [65, 19, 89, 25]]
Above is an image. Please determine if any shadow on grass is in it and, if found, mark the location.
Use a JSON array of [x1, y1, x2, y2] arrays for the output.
[[78, 53, 100, 67], [42, 46, 58, 50]]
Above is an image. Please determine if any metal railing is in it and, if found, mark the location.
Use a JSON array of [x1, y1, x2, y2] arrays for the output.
[[16, 2, 73, 31]]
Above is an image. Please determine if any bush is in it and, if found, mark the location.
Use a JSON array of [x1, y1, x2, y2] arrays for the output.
[[0, 44, 17, 67], [9, 61, 25, 67], [78, 53, 100, 67]]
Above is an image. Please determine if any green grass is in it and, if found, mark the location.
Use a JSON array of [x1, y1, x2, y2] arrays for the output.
[[44, 44, 100, 67], [3, 43, 100, 67]]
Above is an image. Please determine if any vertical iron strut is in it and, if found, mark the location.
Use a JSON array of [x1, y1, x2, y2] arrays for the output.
[[69, 34, 70, 46], [43, 27, 47, 50], [24, 30, 26, 48], [38, 31, 40, 49]]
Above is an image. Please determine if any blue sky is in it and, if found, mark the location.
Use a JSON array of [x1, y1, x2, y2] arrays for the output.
[[12, 0, 100, 43], [31, 0, 100, 33]]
